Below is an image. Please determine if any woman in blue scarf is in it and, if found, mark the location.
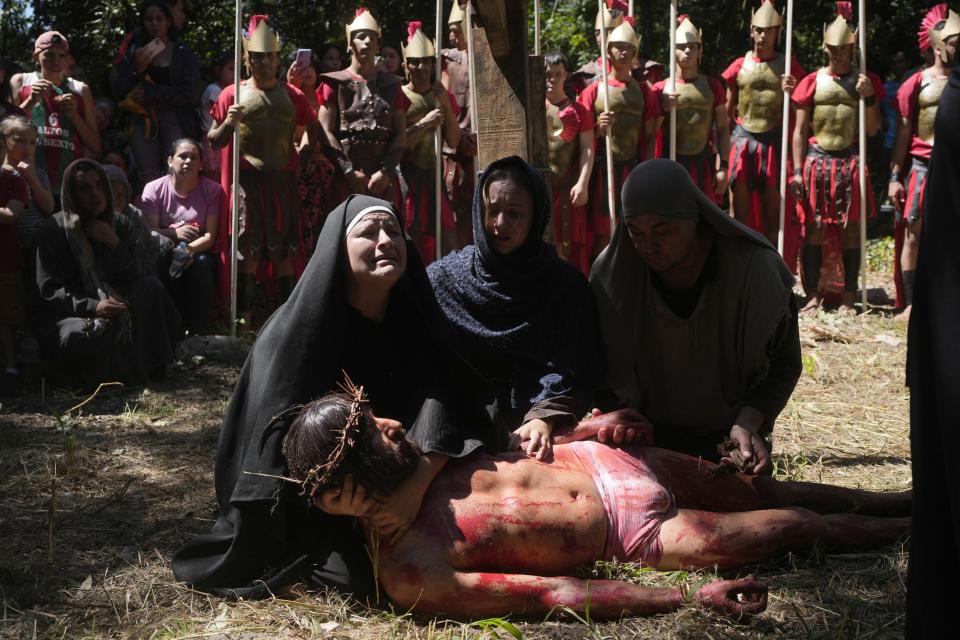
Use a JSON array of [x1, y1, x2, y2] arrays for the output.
[[428, 156, 602, 458]]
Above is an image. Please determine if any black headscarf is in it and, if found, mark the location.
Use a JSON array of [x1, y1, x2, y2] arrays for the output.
[[172, 195, 475, 597], [905, 62, 960, 638], [427, 155, 601, 416]]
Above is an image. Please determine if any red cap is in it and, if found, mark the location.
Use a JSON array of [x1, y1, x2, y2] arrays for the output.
[[34, 31, 69, 54]]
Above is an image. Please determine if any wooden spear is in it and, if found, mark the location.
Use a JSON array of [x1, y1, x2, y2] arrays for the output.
[[465, 1, 482, 173], [534, 0, 541, 56], [777, 0, 794, 256], [435, 0, 443, 261], [229, 0, 242, 337], [669, 0, 677, 161], [858, 0, 868, 310], [598, 0, 617, 231]]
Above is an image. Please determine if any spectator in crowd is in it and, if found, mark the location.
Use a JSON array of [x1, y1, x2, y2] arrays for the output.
[[93, 96, 127, 158], [0, 117, 45, 395], [31, 159, 180, 386], [141, 138, 222, 333], [0, 63, 27, 123], [199, 50, 233, 181], [10, 31, 101, 207], [1, 116, 55, 269], [103, 162, 167, 277], [318, 43, 344, 73], [102, 150, 131, 174], [378, 45, 402, 77], [112, 0, 203, 186]]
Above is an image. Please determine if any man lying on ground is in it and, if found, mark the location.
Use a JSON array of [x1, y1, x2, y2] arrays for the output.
[[280, 388, 910, 620]]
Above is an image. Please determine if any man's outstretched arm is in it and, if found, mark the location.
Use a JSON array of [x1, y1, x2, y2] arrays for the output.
[[381, 563, 766, 620]]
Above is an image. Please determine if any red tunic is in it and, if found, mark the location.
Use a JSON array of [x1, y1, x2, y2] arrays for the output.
[[896, 70, 934, 161], [212, 81, 314, 300], [550, 100, 595, 276]]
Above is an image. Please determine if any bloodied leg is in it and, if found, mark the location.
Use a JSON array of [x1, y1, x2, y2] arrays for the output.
[[658, 507, 910, 570], [643, 447, 912, 517]]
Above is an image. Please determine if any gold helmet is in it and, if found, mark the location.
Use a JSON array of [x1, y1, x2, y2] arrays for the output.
[[346, 8, 381, 44], [931, 8, 960, 62], [448, 0, 476, 25], [595, 3, 625, 31], [751, 1, 784, 28], [244, 15, 280, 54], [676, 16, 702, 45], [607, 21, 640, 49], [823, 15, 857, 46], [403, 21, 436, 60]]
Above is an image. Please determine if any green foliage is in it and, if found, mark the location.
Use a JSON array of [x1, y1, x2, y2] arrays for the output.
[[4, 0, 940, 99]]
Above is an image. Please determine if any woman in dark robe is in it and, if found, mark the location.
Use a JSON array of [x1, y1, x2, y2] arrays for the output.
[[905, 55, 960, 639], [171, 195, 483, 599], [427, 156, 603, 459], [590, 159, 800, 473], [31, 158, 181, 385]]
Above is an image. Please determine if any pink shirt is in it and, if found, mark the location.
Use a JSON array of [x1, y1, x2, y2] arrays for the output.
[[140, 175, 224, 230]]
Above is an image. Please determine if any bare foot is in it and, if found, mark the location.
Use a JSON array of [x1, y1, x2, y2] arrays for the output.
[[836, 291, 858, 316], [894, 305, 912, 322], [800, 294, 822, 315]]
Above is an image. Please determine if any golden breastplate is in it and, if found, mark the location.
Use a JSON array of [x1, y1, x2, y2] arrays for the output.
[[917, 73, 946, 144], [595, 80, 645, 162], [547, 101, 577, 177], [403, 85, 440, 169], [811, 69, 859, 152], [237, 84, 295, 171], [675, 76, 714, 156], [736, 52, 785, 134]]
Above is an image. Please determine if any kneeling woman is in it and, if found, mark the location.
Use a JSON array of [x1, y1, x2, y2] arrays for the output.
[[591, 160, 801, 474], [172, 195, 484, 599], [428, 156, 602, 458]]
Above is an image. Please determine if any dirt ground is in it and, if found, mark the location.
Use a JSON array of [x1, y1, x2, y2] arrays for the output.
[[0, 259, 912, 640]]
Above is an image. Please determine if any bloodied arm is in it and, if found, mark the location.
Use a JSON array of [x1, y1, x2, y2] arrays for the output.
[[380, 562, 766, 619]]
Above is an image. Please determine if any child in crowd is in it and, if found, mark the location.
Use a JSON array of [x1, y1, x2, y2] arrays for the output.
[[0, 117, 50, 394], [199, 51, 233, 181], [10, 31, 101, 208]]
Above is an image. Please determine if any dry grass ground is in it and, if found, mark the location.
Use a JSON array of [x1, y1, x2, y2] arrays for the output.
[[0, 258, 911, 640]]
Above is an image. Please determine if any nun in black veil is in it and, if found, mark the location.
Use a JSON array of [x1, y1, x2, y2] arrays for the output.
[[171, 195, 484, 599]]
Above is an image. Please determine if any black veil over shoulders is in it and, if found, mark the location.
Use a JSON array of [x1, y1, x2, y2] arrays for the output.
[[172, 195, 483, 597], [905, 63, 960, 638]]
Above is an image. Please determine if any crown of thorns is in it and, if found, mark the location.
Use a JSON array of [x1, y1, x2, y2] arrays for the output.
[[297, 375, 370, 501]]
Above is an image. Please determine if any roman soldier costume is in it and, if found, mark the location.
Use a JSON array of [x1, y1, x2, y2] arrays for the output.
[[791, 6, 884, 299], [400, 21, 459, 262], [721, 1, 805, 242], [654, 17, 727, 204], [213, 15, 314, 306], [440, 0, 477, 245], [892, 5, 960, 308], [577, 20, 660, 239]]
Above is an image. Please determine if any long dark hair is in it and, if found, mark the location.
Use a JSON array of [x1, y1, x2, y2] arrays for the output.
[[282, 392, 421, 501], [134, 0, 180, 46]]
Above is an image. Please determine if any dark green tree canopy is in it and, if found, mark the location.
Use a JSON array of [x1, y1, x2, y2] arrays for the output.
[[1, 0, 938, 97]]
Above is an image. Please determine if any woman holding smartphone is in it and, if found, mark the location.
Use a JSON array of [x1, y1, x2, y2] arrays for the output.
[[111, 0, 203, 187]]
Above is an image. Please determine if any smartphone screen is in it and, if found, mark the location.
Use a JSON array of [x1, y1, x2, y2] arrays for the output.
[[295, 49, 312, 70]]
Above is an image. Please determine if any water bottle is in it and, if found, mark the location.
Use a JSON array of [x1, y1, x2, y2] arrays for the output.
[[169, 241, 191, 278]]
